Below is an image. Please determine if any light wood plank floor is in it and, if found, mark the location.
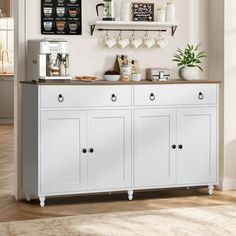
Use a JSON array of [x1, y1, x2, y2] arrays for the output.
[[0, 124, 236, 223]]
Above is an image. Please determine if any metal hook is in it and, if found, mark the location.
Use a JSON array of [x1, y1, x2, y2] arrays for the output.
[[144, 31, 149, 39], [119, 31, 122, 39], [132, 31, 135, 40], [105, 30, 109, 39]]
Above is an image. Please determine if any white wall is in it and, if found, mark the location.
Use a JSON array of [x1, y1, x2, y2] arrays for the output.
[[208, 0, 224, 189], [25, 0, 209, 80], [13, 0, 26, 199], [223, 0, 236, 190], [209, 0, 236, 191]]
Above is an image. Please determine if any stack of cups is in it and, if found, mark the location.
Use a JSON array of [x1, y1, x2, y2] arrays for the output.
[[120, 0, 131, 21]]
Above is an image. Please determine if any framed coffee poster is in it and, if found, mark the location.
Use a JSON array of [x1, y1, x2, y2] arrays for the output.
[[41, 0, 82, 35], [132, 3, 154, 22]]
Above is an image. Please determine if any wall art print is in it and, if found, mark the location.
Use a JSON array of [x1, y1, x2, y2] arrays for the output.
[[41, 0, 82, 35]]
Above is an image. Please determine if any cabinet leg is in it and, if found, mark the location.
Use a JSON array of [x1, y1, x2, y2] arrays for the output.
[[39, 197, 46, 207], [128, 190, 133, 201], [25, 194, 32, 202], [208, 185, 214, 195]]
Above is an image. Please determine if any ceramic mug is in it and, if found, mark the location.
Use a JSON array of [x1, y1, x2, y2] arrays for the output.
[[70, 0, 77, 3], [104, 37, 117, 48], [131, 38, 142, 49], [131, 73, 142, 81], [57, 0, 65, 4], [118, 37, 130, 49], [144, 37, 155, 49], [156, 38, 168, 49]]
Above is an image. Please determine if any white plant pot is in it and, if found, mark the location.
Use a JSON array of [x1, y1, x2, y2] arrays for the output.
[[179, 67, 199, 80]]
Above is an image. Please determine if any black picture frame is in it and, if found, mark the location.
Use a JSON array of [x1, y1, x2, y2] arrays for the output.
[[132, 3, 154, 22], [41, 0, 82, 35]]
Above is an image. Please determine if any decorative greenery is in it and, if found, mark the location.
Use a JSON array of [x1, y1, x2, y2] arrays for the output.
[[172, 44, 207, 71]]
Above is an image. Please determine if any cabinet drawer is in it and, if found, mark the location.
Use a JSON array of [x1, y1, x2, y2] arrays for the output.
[[134, 84, 217, 106], [40, 86, 132, 108]]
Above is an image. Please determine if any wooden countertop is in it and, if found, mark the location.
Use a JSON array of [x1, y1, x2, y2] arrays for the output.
[[21, 79, 221, 86], [0, 73, 14, 78]]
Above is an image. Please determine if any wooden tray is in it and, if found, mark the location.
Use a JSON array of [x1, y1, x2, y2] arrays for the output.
[[75, 76, 97, 82]]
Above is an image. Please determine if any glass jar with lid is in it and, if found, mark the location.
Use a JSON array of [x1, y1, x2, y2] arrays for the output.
[[120, 64, 131, 81]]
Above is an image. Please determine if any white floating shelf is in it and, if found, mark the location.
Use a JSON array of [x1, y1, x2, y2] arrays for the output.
[[90, 21, 178, 36]]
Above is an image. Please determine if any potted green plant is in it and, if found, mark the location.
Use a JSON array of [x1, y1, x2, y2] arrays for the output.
[[172, 43, 207, 80]]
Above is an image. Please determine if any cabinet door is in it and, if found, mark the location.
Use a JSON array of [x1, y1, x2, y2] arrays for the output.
[[0, 78, 14, 118], [177, 107, 217, 185], [134, 109, 177, 188], [40, 111, 87, 194], [88, 110, 132, 191]]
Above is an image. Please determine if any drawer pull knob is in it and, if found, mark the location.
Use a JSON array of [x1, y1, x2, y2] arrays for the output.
[[58, 94, 64, 103], [82, 149, 87, 154], [150, 93, 156, 101], [111, 94, 117, 102], [172, 145, 177, 149], [198, 92, 204, 100], [178, 145, 183, 149], [89, 148, 94, 153]]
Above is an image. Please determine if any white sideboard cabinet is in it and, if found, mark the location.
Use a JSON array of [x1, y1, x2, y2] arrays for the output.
[[22, 82, 219, 207]]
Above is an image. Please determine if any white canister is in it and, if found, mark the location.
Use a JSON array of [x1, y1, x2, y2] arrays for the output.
[[166, 2, 175, 23], [120, 0, 131, 21], [120, 64, 131, 80], [156, 8, 165, 23]]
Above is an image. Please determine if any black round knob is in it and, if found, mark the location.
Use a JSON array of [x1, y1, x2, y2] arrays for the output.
[[198, 92, 204, 100], [82, 149, 87, 153], [89, 148, 94, 153], [111, 94, 117, 102], [58, 94, 64, 103], [150, 93, 156, 101], [178, 145, 183, 149], [172, 145, 177, 149]]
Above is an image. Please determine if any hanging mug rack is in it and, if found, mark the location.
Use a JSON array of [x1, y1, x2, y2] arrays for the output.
[[90, 21, 178, 36]]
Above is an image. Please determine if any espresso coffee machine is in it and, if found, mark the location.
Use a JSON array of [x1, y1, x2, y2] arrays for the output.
[[27, 39, 72, 81], [96, 0, 115, 21]]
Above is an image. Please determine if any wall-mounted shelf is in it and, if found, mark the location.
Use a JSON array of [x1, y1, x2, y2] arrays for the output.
[[90, 21, 178, 36]]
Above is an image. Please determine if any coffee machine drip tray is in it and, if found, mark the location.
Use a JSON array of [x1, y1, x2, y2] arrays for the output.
[[39, 76, 72, 81]]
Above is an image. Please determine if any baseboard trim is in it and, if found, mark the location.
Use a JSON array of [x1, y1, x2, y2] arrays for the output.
[[14, 188, 25, 201], [221, 178, 236, 191]]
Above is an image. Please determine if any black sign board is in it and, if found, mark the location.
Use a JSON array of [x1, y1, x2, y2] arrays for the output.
[[132, 3, 154, 22], [41, 0, 82, 35]]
